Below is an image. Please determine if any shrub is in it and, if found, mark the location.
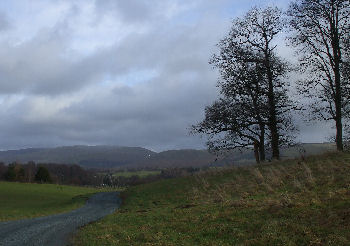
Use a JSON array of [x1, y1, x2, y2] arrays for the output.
[[35, 166, 52, 183]]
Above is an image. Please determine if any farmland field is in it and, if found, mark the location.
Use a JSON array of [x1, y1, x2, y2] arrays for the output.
[[0, 182, 103, 221]]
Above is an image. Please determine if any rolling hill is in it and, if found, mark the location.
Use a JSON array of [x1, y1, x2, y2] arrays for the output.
[[0, 146, 155, 168], [0, 143, 336, 169]]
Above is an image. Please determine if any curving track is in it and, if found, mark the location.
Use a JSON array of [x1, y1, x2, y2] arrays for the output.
[[0, 192, 120, 246]]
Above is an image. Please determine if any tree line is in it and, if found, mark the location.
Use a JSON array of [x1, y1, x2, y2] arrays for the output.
[[192, 0, 350, 163], [0, 161, 206, 187], [0, 162, 102, 186]]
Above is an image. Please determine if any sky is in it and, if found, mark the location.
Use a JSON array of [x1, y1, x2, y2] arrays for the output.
[[0, 0, 332, 152]]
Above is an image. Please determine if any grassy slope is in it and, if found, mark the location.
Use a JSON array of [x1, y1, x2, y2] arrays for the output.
[[0, 182, 102, 221], [74, 152, 350, 246]]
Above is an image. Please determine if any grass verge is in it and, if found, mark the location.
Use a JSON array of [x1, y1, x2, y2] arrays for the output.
[[74, 152, 350, 245], [0, 182, 103, 221]]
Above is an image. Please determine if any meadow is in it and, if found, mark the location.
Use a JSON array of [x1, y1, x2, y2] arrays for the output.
[[74, 151, 350, 246], [0, 182, 103, 221]]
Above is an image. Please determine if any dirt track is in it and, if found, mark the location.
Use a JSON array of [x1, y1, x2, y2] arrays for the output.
[[0, 192, 120, 246]]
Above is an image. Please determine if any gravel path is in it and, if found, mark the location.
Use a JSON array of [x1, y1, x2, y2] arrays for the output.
[[0, 192, 120, 246]]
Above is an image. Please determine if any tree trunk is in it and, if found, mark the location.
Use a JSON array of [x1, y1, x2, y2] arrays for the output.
[[332, 17, 344, 151], [259, 123, 266, 162], [335, 114, 343, 151], [254, 140, 260, 164], [265, 52, 280, 160], [335, 63, 343, 151]]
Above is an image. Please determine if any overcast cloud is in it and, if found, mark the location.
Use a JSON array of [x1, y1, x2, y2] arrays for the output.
[[0, 0, 332, 151]]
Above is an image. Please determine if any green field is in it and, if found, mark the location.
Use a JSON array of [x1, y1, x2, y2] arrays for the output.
[[74, 151, 350, 245], [112, 170, 161, 178], [0, 182, 103, 221]]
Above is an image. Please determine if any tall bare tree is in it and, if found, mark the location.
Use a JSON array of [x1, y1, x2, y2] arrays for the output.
[[193, 7, 296, 162], [288, 0, 350, 151], [233, 7, 293, 159], [192, 60, 268, 163]]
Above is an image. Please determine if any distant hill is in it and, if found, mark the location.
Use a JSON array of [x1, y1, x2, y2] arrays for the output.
[[0, 143, 336, 169], [0, 146, 155, 168], [144, 149, 217, 168]]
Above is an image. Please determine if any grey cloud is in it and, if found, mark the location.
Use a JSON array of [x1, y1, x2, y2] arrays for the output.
[[0, 0, 225, 96], [0, 2, 226, 151], [0, 30, 107, 95], [93, 0, 198, 24], [0, 12, 10, 32], [0, 83, 211, 151], [94, 0, 152, 23]]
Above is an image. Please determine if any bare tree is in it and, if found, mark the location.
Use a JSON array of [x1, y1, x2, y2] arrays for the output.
[[288, 0, 350, 151], [192, 73, 268, 163], [192, 7, 296, 162], [231, 7, 294, 159]]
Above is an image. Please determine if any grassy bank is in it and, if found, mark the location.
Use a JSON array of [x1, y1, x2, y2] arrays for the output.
[[0, 182, 102, 221], [74, 152, 350, 245]]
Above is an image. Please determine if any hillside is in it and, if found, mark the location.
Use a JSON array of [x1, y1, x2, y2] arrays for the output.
[[0, 146, 220, 168], [144, 149, 216, 168], [0, 143, 336, 169], [73, 151, 350, 245], [0, 146, 155, 168]]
